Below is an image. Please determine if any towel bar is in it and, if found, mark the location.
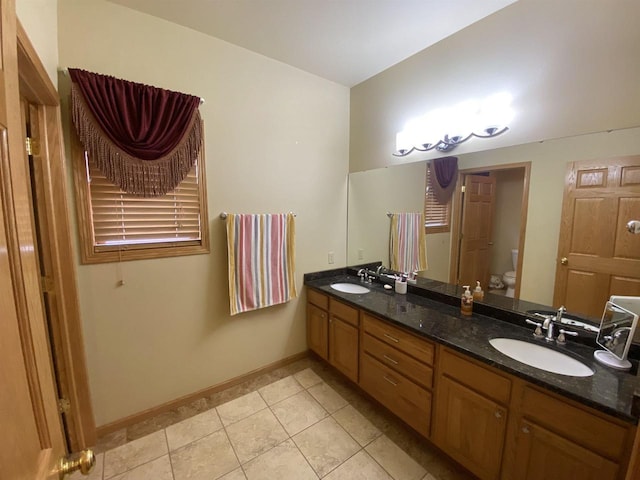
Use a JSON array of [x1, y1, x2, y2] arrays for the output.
[[219, 212, 296, 219]]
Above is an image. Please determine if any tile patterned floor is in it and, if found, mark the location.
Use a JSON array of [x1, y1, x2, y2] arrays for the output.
[[73, 357, 473, 480]]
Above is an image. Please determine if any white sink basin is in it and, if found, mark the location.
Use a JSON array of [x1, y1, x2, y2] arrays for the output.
[[330, 283, 370, 294], [489, 338, 594, 377]]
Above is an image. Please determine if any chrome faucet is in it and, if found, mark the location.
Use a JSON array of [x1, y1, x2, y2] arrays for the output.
[[526, 306, 578, 343], [541, 306, 566, 342], [542, 315, 555, 342], [357, 268, 367, 281]]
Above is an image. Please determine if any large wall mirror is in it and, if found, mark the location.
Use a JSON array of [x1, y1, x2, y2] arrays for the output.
[[347, 127, 640, 315]]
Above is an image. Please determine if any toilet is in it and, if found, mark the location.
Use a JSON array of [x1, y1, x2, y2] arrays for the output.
[[502, 249, 518, 298]]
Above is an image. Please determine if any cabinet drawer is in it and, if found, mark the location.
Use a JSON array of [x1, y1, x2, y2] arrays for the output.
[[330, 298, 359, 327], [440, 348, 511, 405], [362, 313, 434, 365], [520, 386, 629, 461], [360, 353, 431, 437], [307, 289, 329, 310], [362, 333, 433, 389]]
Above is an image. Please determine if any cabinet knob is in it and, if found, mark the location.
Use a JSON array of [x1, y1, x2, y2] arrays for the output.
[[522, 425, 530, 434], [494, 410, 503, 419]]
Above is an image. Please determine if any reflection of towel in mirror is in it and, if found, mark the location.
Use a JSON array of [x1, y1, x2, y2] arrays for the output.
[[389, 213, 428, 274], [225, 213, 297, 316]]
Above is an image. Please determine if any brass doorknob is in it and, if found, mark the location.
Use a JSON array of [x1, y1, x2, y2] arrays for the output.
[[560, 257, 568, 265], [58, 449, 95, 479]]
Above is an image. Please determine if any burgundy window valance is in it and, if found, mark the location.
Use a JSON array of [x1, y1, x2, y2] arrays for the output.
[[69, 68, 202, 197], [430, 156, 458, 204]]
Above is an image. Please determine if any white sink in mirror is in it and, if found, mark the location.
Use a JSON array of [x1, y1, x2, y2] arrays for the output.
[[489, 338, 594, 377], [330, 283, 370, 294]]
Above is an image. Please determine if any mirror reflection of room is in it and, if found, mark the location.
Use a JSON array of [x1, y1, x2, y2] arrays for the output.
[[348, 133, 640, 320]]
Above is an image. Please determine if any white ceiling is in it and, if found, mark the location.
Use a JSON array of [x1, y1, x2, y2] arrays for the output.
[[108, 0, 516, 87]]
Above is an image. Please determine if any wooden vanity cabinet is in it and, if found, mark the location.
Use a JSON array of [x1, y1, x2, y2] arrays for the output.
[[359, 313, 434, 437], [306, 290, 329, 360], [305, 289, 637, 480], [502, 384, 634, 480], [509, 419, 619, 480], [434, 347, 511, 480], [306, 290, 359, 381], [329, 298, 359, 382]]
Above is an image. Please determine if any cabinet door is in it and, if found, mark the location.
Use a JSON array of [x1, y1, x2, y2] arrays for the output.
[[307, 303, 328, 360], [434, 376, 507, 480], [510, 419, 619, 480], [329, 316, 359, 382]]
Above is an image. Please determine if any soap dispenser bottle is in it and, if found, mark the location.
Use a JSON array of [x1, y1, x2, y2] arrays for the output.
[[473, 281, 484, 302], [461, 285, 473, 316]]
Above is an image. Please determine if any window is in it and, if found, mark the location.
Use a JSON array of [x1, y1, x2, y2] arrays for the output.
[[72, 133, 209, 264], [424, 163, 451, 233]]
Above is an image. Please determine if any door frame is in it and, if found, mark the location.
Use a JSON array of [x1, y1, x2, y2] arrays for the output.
[[16, 21, 96, 450], [448, 161, 531, 299]]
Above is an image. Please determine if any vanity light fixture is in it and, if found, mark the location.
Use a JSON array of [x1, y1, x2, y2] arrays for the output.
[[394, 92, 513, 157]]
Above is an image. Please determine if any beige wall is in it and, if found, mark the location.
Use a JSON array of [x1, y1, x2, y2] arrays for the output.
[[350, 0, 640, 173], [58, 0, 349, 426], [16, 0, 58, 87]]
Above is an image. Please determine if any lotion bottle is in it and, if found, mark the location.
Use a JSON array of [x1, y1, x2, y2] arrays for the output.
[[461, 285, 473, 316], [473, 281, 484, 302]]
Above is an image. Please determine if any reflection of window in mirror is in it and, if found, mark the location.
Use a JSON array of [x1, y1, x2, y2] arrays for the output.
[[424, 163, 451, 233]]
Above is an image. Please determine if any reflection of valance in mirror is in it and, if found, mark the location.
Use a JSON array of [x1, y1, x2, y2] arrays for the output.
[[69, 68, 202, 197], [431, 156, 458, 204]]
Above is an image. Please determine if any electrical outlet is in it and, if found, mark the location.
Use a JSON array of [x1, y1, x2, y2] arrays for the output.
[[358, 249, 364, 260], [328, 251, 334, 264]]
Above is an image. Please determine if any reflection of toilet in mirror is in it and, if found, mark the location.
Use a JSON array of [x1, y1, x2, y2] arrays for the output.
[[502, 249, 518, 298]]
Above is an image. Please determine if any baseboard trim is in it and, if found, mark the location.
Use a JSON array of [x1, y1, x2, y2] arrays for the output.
[[96, 350, 309, 437]]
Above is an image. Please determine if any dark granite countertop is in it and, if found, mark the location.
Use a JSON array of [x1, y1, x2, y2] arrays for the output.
[[304, 270, 640, 424]]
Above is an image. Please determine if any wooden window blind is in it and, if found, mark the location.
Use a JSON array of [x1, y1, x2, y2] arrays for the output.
[[86, 154, 202, 251], [424, 163, 451, 233], [72, 128, 210, 264]]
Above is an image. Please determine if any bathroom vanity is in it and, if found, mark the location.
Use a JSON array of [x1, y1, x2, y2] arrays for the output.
[[304, 268, 640, 480]]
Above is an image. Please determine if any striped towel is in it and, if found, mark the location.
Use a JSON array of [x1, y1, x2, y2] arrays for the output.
[[226, 213, 297, 316], [389, 213, 428, 273]]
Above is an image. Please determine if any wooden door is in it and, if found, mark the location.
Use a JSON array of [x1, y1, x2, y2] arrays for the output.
[[329, 317, 359, 382], [457, 174, 496, 289], [553, 157, 640, 318], [307, 303, 328, 360], [0, 0, 67, 478], [434, 376, 506, 480], [511, 419, 619, 480]]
